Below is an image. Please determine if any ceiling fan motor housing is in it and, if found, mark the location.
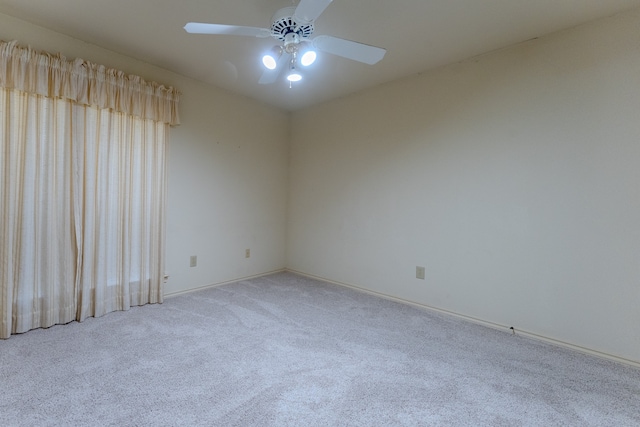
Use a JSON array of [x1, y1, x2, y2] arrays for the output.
[[270, 7, 314, 41]]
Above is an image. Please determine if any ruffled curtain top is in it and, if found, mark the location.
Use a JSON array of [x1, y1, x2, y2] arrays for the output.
[[0, 40, 180, 126]]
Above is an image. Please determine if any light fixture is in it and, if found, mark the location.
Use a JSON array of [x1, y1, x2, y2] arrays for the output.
[[286, 58, 302, 82], [299, 42, 317, 67], [262, 46, 282, 70], [287, 69, 302, 82], [262, 37, 316, 84]]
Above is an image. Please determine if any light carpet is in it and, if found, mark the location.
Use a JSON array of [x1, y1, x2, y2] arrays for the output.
[[1, 272, 639, 426]]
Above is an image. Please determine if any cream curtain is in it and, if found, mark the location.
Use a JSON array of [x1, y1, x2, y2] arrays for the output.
[[0, 40, 179, 125], [0, 40, 179, 338]]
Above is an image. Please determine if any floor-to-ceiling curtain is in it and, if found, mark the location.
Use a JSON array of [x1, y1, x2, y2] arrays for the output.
[[0, 40, 180, 339]]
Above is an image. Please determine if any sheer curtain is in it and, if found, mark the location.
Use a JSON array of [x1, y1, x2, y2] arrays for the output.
[[0, 40, 180, 338]]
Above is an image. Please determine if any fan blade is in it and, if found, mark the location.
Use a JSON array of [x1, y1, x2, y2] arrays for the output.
[[184, 23, 271, 38], [258, 54, 290, 85], [313, 35, 386, 65], [294, 0, 333, 23]]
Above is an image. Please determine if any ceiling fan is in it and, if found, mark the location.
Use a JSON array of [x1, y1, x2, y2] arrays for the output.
[[184, 0, 386, 85]]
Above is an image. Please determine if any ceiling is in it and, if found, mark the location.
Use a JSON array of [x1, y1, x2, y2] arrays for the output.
[[1, 0, 640, 111]]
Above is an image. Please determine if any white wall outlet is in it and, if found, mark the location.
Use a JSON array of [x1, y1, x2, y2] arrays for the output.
[[416, 266, 425, 280], [245, 248, 250, 258], [190, 255, 197, 267]]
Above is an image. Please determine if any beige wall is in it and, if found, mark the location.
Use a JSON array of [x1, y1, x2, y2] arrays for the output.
[[0, 13, 290, 296], [288, 9, 640, 363]]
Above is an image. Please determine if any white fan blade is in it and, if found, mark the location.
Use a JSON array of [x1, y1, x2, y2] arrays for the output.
[[313, 35, 386, 65], [184, 23, 271, 38], [294, 0, 333, 23], [258, 54, 290, 85]]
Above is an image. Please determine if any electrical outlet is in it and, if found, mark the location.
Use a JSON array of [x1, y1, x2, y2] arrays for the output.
[[245, 249, 250, 258], [190, 255, 197, 267], [416, 266, 425, 280]]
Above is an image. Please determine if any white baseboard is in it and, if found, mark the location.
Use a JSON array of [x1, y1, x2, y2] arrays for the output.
[[163, 269, 286, 299], [286, 268, 640, 370]]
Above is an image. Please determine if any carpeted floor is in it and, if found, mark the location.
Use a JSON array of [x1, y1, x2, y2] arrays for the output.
[[1, 272, 639, 426]]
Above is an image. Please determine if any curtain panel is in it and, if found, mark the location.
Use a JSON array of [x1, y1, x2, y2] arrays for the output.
[[0, 40, 178, 338]]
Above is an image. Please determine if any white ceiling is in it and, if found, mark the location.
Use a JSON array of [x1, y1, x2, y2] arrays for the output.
[[1, 0, 640, 111]]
